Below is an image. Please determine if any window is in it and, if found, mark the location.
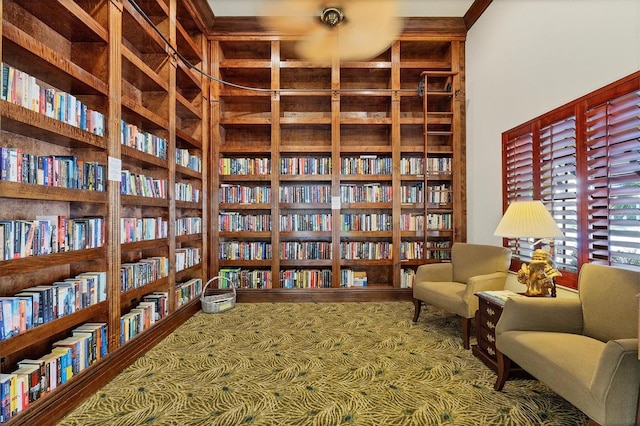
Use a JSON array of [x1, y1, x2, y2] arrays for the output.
[[502, 71, 640, 289]]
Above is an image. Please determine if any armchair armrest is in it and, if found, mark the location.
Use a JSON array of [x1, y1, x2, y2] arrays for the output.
[[590, 339, 639, 410], [496, 297, 583, 335], [463, 271, 508, 305], [415, 262, 453, 283]]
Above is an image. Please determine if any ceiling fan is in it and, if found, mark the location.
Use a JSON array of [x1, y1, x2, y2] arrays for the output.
[[260, 0, 404, 62]]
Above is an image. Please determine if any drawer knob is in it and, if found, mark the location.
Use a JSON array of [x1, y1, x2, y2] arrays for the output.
[[486, 307, 495, 316], [487, 347, 495, 356], [487, 334, 495, 343], [486, 321, 495, 329]]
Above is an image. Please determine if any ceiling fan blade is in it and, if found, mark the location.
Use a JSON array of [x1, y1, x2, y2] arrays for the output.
[[259, 0, 321, 34], [294, 26, 336, 62], [336, 0, 403, 60]]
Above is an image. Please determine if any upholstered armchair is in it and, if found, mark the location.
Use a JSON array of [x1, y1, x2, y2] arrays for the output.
[[412, 243, 512, 349], [495, 263, 640, 426]]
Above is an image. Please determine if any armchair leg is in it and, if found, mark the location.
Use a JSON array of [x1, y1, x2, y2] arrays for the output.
[[461, 317, 471, 350], [494, 350, 511, 391], [412, 298, 422, 322]]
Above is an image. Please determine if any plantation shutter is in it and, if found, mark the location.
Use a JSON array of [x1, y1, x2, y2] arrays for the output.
[[503, 132, 535, 259], [539, 116, 578, 272], [585, 90, 640, 268]]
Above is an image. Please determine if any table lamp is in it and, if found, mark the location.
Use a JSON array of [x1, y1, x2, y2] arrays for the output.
[[494, 200, 564, 297]]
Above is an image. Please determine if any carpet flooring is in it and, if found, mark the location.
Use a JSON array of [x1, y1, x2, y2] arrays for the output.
[[58, 302, 588, 425]]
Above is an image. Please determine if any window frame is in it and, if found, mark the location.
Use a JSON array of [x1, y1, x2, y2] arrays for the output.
[[501, 71, 640, 289]]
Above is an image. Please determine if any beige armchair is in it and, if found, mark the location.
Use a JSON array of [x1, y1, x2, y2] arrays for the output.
[[495, 263, 640, 426], [412, 243, 512, 349]]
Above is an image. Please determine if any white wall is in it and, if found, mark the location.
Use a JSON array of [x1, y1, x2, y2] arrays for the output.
[[465, 0, 640, 246]]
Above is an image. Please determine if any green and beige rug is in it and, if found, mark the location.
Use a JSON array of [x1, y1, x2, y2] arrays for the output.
[[58, 302, 588, 425]]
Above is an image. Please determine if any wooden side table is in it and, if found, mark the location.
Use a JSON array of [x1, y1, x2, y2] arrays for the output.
[[472, 292, 505, 372]]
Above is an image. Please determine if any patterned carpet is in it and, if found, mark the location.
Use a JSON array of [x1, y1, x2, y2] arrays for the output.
[[58, 302, 588, 425]]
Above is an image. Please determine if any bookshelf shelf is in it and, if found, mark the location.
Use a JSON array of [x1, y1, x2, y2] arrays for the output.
[[0, 247, 107, 277]]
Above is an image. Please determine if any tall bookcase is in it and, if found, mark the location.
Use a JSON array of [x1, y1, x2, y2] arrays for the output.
[[0, 0, 212, 423], [210, 20, 467, 300]]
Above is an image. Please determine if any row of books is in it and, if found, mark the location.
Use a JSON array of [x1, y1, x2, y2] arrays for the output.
[[400, 213, 425, 232], [0, 323, 107, 423], [424, 245, 452, 260], [176, 148, 202, 173], [401, 183, 425, 204], [400, 268, 415, 288], [121, 257, 169, 293], [399, 157, 425, 175], [279, 184, 331, 203], [280, 269, 332, 289], [1, 64, 106, 137], [175, 247, 201, 272], [341, 269, 367, 287], [400, 241, 424, 260], [339, 184, 393, 203], [121, 120, 167, 160], [175, 182, 200, 203], [340, 156, 393, 175], [120, 170, 167, 198], [341, 213, 392, 231], [140, 292, 170, 323], [219, 184, 271, 204], [340, 242, 392, 260], [120, 217, 168, 244], [219, 212, 271, 232], [218, 268, 272, 289], [279, 242, 332, 260], [219, 158, 271, 176], [176, 217, 202, 236], [426, 213, 453, 230], [280, 157, 331, 175], [175, 278, 202, 308], [426, 184, 452, 204], [0, 216, 104, 261], [120, 299, 157, 345], [0, 272, 106, 341], [280, 213, 332, 232], [0, 148, 106, 191], [218, 183, 445, 205], [218, 242, 272, 261], [219, 156, 450, 177], [426, 157, 453, 174]]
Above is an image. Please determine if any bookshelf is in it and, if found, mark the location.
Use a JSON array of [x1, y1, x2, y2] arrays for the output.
[[0, 0, 212, 423], [210, 22, 467, 300]]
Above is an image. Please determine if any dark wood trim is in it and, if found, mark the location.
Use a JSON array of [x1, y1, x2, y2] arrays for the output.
[[210, 16, 468, 38], [4, 300, 201, 426], [464, 0, 493, 30], [233, 287, 413, 303]]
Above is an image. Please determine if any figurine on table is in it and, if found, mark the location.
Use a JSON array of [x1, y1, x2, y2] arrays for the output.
[[517, 248, 562, 297]]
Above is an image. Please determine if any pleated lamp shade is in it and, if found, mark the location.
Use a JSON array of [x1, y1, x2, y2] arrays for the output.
[[494, 200, 563, 238]]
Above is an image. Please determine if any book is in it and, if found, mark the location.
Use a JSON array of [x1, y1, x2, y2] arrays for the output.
[[0, 373, 15, 422], [16, 359, 46, 396], [12, 365, 37, 411], [53, 335, 84, 375], [478, 290, 522, 306], [11, 364, 41, 404]]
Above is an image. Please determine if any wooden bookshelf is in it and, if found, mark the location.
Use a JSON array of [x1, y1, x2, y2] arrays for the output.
[[209, 21, 467, 299], [0, 0, 213, 423]]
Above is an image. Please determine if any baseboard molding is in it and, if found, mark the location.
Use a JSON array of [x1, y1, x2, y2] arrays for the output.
[[235, 287, 413, 303]]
